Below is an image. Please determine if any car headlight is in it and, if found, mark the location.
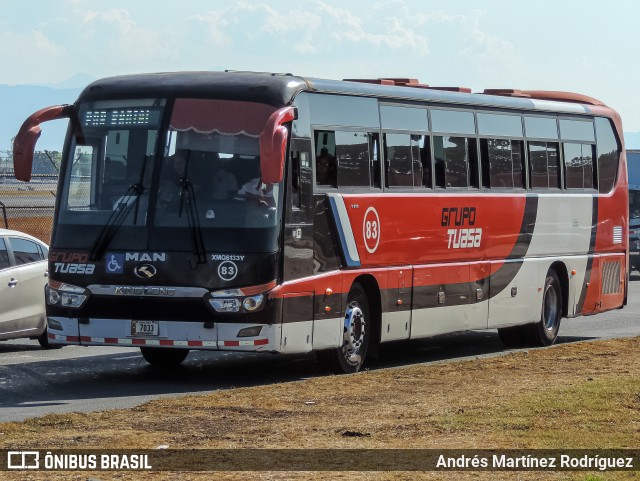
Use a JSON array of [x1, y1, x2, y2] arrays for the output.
[[46, 280, 88, 308], [208, 280, 275, 314]]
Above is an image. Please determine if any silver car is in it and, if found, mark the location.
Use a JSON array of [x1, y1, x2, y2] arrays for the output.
[[0, 228, 53, 348]]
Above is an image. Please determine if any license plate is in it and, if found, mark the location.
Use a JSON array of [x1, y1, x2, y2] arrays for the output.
[[131, 320, 159, 336]]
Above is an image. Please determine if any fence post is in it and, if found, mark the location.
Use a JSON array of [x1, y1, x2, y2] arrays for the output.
[[0, 201, 7, 229]]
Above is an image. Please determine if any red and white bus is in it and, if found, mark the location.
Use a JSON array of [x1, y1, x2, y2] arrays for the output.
[[13, 72, 627, 373]]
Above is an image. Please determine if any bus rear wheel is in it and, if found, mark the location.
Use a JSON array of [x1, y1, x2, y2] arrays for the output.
[[318, 282, 369, 374], [140, 347, 189, 367], [526, 270, 562, 346]]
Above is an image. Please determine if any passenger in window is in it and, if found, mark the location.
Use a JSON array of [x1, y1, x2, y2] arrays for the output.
[[168, 151, 188, 178], [157, 152, 200, 209], [316, 147, 336, 186], [235, 161, 275, 207], [211, 166, 238, 200], [236, 177, 276, 207]]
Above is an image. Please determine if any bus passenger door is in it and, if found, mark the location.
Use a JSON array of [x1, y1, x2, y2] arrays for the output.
[[283, 140, 314, 282], [381, 267, 412, 342], [468, 262, 490, 329]]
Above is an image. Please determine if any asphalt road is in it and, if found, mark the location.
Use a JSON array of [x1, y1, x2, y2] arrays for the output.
[[1, 277, 639, 423]]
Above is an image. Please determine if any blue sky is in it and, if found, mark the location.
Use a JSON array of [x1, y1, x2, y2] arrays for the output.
[[1, 0, 639, 150]]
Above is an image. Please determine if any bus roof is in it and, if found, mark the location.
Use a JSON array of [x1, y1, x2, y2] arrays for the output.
[[79, 71, 308, 107], [78, 70, 609, 118]]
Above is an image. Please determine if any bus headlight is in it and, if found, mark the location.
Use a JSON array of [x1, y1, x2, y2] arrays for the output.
[[46, 280, 88, 308], [208, 280, 275, 314], [209, 298, 241, 313], [242, 294, 264, 311]]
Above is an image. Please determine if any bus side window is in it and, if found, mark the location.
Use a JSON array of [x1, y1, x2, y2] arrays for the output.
[[384, 133, 429, 189], [369, 133, 381, 188], [434, 135, 470, 188], [529, 142, 560, 190], [418, 135, 432, 188], [314, 130, 337, 188], [595, 117, 619, 193], [468, 138, 479, 188], [290, 150, 302, 209], [385, 133, 413, 188], [480, 138, 525, 189], [563, 143, 596, 190], [335, 131, 371, 188]]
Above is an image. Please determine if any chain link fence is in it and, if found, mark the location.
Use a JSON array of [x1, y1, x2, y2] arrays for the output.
[[0, 150, 60, 244]]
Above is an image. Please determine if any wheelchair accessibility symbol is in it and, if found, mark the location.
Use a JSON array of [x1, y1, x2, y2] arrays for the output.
[[106, 253, 124, 274]]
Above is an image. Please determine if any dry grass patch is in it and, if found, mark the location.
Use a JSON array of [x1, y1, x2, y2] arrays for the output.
[[2, 337, 640, 480]]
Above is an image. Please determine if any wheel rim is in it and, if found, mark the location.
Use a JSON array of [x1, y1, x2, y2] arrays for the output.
[[343, 302, 366, 365], [542, 282, 559, 331]]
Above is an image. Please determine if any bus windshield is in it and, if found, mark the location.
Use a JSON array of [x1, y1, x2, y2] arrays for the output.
[[61, 98, 165, 225], [57, 98, 284, 253], [155, 98, 281, 229]]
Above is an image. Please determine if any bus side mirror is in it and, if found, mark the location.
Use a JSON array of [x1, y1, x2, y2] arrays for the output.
[[259, 106, 296, 184], [13, 105, 72, 182]]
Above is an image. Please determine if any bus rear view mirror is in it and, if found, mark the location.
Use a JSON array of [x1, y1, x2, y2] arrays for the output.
[[13, 105, 72, 182], [259, 106, 296, 184]]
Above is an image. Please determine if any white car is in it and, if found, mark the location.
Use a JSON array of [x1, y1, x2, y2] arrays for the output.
[[0, 228, 53, 348]]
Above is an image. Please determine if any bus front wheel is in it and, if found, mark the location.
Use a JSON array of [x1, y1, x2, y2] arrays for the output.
[[140, 347, 189, 367], [318, 282, 369, 374]]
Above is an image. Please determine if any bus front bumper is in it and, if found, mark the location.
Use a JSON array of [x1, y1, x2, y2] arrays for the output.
[[46, 317, 280, 352]]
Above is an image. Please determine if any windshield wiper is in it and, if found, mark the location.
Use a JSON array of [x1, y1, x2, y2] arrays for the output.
[[89, 153, 152, 262], [90, 183, 145, 261], [177, 177, 207, 267]]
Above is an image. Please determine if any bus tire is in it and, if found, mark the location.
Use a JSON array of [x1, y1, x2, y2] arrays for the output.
[[497, 325, 527, 348], [37, 327, 63, 349], [527, 270, 562, 346], [317, 282, 369, 374], [140, 347, 189, 367]]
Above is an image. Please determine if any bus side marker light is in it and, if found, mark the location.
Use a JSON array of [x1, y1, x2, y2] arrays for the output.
[[397, 299, 403, 305], [571, 269, 577, 276], [325, 288, 333, 296], [325, 306, 331, 312]]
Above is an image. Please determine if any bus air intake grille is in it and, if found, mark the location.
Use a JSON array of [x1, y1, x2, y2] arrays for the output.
[[613, 226, 623, 244], [601, 261, 621, 295]]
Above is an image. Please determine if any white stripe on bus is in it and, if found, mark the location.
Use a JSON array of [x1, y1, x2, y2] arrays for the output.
[[328, 193, 360, 264]]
